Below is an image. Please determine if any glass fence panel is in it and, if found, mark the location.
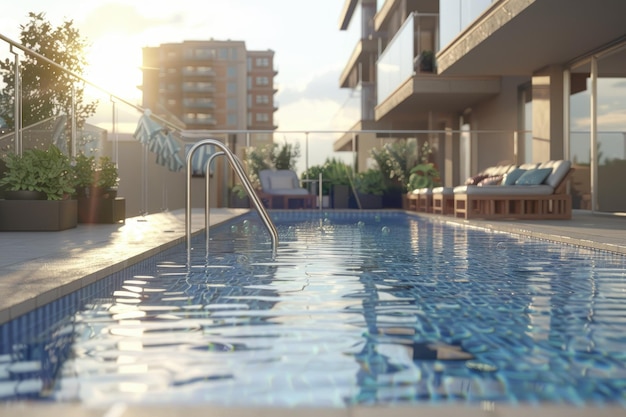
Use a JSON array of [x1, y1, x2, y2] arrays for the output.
[[597, 131, 626, 212], [570, 131, 591, 210]]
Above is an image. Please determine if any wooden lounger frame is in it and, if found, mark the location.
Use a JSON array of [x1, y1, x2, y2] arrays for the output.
[[407, 193, 419, 211], [453, 169, 574, 220], [417, 192, 432, 213], [432, 192, 454, 215], [257, 192, 316, 209]]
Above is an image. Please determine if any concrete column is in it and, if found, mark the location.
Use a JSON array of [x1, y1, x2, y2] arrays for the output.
[[531, 65, 565, 161]]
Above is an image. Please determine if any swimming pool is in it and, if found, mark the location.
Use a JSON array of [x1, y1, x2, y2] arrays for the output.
[[1, 210, 626, 408]]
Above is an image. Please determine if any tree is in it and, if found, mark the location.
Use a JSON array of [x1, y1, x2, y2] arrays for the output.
[[0, 12, 97, 136]]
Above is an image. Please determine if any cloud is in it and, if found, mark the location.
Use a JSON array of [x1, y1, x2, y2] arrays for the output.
[[278, 69, 347, 107], [79, 3, 182, 40]]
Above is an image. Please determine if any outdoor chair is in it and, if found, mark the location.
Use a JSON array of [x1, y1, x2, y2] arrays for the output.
[[257, 169, 316, 209]]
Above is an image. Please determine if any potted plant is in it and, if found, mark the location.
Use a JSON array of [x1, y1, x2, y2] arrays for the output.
[[72, 153, 95, 197], [322, 158, 353, 209], [93, 156, 119, 198], [371, 139, 419, 208], [230, 184, 250, 208], [0, 145, 77, 230], [419, 50, 435, 72], [73, 154, 124, 223], [408, 162, 441, 190], [353, 169, 386, 209]]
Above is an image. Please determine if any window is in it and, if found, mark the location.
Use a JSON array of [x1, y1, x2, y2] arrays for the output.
[[256, 95, 270, 104], [227, 82, 237, 93], [227, 113, 237, 125], [227, 66, 237, 78], [256, 76, 269, 86], [255, 57, 269, 67], [256, 113, 269, 122], [227, 98, 237, 110], [194, 47, 215, 59]]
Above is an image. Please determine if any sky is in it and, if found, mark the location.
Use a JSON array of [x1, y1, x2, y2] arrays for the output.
[[1, 1, 360, 170]]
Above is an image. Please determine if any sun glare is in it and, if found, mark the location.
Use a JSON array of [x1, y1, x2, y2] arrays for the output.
[[84, 34, 143, 102]]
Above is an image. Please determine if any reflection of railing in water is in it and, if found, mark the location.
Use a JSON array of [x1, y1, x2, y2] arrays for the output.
[[185, 138, 279, 266]]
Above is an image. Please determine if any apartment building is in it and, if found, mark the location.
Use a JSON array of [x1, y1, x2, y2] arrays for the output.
[[133, 40, 277, 210], [338, 0, 626, 214], [141, 40, 277, 150]]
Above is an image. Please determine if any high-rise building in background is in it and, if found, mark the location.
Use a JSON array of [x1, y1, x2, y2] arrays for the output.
[[141, 39, 277, 149], [137, 39, 278, 211]]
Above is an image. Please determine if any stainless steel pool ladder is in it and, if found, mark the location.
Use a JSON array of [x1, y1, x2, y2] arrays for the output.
[[185, 138, 279, 264]]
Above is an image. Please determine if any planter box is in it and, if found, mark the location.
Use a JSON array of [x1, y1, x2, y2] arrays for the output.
[[331, 185, 350, 209], [382, 187, 404, 208], [230, 194, 250, 208], [0, 199, 78, 231], [354, 193, 383, 209], [77, 197, 125, 224]]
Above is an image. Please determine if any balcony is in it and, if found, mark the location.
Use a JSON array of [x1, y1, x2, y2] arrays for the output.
[[376, 12, 500, 125], [181, 67, 216, 78]]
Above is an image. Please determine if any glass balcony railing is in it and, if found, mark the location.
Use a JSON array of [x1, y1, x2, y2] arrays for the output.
[[377, 12, 439, 105]]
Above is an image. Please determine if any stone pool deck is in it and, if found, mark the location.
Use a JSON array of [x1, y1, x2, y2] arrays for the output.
[[1, 208, 625, 416]]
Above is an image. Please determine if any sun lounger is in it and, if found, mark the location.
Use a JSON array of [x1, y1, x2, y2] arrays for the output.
[[257, 169, 316, 209], [431, 164, 517, 215], [408, 187, 434, 212], [453, 160, 573, 220]]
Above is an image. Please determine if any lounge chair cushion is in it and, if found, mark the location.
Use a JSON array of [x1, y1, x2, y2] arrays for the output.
[[515, 167, 552, 185], [540, 160, 572, 188], [270, 175, 296, 189], [432, 187, 453, 196], [259, 169, 310, 195], [266, 187, 309, 195], [454, 184, 554, 195]]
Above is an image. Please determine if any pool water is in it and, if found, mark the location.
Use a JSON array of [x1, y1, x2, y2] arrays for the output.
[[2, 211, 626, 407]]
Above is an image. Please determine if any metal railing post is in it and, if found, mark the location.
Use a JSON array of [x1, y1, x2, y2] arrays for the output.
[[205, 151, 225, 258]]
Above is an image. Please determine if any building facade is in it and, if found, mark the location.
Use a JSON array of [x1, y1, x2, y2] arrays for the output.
[[141, 40, 277, 150], [338, 0, 626, 214], [139, 40, 278, 208]]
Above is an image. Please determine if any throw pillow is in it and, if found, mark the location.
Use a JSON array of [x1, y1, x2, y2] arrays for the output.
[[515, 168, 553, 185], [502, 168, 526, 185], [465, 173, 489, 185], [478, 175, 503, 186]]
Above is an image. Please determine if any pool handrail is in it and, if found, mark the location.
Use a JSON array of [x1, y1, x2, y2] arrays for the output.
[[185, 138, 279, 265], [204, 151, 225, 259]]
